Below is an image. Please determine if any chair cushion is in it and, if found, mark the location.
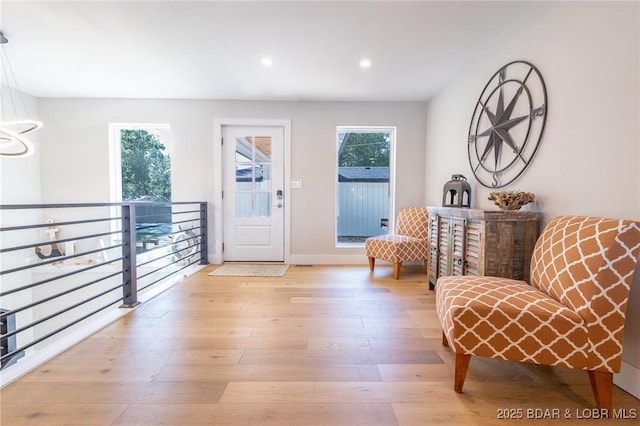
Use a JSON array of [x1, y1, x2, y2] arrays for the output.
[[530, 216, 638, 319], [365, 234, 429, 263], [436, 275, 590, 370], [528, 216, 640, 372], [396, 206, 429, 239]]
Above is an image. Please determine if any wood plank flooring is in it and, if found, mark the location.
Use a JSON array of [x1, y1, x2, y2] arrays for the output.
[[1, 265, 639, 425]]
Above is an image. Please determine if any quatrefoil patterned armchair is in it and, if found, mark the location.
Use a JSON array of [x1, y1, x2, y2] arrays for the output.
[[436, 215, 640, 411], [365, 206, 429, 280]]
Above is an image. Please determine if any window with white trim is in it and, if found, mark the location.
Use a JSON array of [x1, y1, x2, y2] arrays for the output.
[[336, 126, 395, 246]]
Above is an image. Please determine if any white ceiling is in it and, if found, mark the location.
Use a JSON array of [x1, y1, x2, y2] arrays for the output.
[[1, 1, 541, 102]]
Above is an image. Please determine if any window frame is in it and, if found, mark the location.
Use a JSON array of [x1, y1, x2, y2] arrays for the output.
[[108, 123, 171, 204], [335, 125, 396, 247], [107, 123, 172, 245]]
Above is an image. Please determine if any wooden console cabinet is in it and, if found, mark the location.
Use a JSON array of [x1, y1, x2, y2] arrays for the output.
[[427, 207, 540, 289]]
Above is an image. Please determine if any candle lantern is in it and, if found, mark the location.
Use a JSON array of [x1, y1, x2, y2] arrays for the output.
[[442, 174, 471, 208]]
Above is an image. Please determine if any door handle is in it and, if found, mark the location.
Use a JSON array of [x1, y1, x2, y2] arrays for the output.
[[276, 189, 283, 200]]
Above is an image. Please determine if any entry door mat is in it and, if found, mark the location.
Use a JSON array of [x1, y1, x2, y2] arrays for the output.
[[208, 263, 289, 277]]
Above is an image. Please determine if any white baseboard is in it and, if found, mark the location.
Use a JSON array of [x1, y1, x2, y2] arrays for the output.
[[615, 361, 640, 399], [289, 254, 425, 266], [210, 255, 383, 266], [289, 254, 369, 265]]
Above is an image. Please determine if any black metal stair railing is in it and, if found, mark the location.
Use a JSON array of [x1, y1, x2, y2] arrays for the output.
[[0, 201, 208, 370]]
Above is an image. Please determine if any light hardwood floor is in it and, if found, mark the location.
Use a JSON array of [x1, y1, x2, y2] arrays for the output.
[[1, 265, 639, 425]]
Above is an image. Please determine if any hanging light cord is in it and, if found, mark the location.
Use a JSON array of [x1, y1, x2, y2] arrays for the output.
[[1, 43, 32, 121]]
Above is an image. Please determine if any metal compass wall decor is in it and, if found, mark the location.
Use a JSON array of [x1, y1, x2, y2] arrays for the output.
[[467, 60, 547, 188]]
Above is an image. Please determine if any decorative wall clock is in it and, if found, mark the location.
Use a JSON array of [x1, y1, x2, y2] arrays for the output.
[[467, 60, 547, 188]]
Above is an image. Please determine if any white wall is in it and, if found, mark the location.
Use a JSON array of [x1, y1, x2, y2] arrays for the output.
[[425, 2, 639, 221], [36, 99, 427, 262], [424, 1, 640, 396]]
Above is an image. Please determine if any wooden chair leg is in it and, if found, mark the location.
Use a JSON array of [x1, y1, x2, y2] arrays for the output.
[[368, 257, 375, 272], [442, 331, 448, 346], [423, 259, 429, 275], [393, 262, 402, 279], [454, 353, 471, 393], [588, 370, 613, 412]]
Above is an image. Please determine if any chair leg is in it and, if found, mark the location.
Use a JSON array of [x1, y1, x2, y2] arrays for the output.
[[423, 259, 429, 275], [368, 257, 375, 272], [454, 353, 471, 393], [393, 262, 402, 279], [442, 331, 448, 346], [588, 370, 613, 412]]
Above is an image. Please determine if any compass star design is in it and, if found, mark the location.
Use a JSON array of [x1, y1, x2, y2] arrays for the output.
[[468, 61, 547, 188]]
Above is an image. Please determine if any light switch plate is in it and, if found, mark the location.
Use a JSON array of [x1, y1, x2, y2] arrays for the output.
[[290, 180, 302, 189]]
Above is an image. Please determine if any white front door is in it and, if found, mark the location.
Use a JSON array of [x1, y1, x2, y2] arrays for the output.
[[222, 125, 285, 262]]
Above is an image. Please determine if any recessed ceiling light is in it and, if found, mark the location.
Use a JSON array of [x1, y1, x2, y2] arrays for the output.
[[359, 58, 371, 69], [261, 57, 273, 67]]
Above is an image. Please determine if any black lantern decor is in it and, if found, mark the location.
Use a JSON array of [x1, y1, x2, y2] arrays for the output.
[[442, 174, 471, 208]]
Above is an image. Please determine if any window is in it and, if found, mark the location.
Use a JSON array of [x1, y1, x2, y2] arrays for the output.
[[109, 124, 172, 250], [234, 135, 273, 218], [336, 126, 395, 245]]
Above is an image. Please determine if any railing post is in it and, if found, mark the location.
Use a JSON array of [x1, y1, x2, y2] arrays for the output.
[[120, 204, 140, 308], [199, 202, 208, 265]]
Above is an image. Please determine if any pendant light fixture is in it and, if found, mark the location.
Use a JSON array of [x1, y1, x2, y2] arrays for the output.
[[0, 30, 42, 158]]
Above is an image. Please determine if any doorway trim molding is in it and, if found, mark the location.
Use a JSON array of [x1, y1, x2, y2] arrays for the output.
[[212, 118, 292, 264]]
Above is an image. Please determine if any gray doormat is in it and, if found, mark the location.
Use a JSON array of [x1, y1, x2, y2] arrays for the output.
[[208, 263, 289, 277]]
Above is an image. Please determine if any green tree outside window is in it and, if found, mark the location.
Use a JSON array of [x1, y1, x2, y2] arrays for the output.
[[338, 132, 390, 167], [120, 129, 171, 201]]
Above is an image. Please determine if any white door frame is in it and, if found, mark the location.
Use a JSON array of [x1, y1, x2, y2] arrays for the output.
[[212, 118, 291, 264]]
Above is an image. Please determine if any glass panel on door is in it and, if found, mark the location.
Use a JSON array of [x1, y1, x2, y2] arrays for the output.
[[235, 135, 273, 218]]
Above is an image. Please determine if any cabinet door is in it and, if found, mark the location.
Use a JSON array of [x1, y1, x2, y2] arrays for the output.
[[427, 214, 440, 285], [451, 218, 467, 276], [464, 220, 481, 276], [438, 216, 450, 277]]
